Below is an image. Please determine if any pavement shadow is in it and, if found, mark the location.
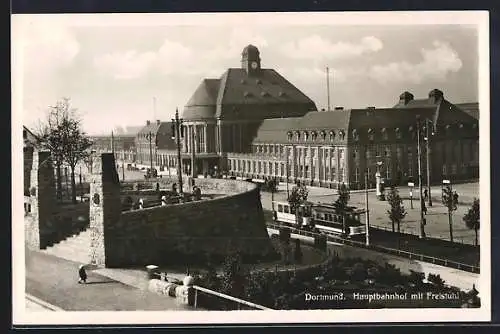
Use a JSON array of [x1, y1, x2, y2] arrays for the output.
[[83, 280, 117, 285]]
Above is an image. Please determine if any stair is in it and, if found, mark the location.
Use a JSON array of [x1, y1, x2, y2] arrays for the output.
[[43, 229, 92, 264]]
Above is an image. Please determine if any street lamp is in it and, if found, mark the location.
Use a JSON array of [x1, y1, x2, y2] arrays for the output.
[[145, 131, 154, 176], [171, 108, 184, 194], [408, 181, 415, 209], [364, 170, 370, 246], [416, 116, 426, 239], [423, 118, 435, 207]]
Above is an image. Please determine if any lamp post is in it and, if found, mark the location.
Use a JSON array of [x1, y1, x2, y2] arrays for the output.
[[364, 171, 370, 246], [145, 131, 154, 176], [416, 116, 426, 239], [424, 118, 434, 207], [171, 108, 184, 194]]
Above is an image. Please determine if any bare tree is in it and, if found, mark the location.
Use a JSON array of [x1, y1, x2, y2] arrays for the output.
[[36, 98, 92, 203]]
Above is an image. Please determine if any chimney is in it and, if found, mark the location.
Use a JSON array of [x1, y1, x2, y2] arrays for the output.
[[146, 120, 151, 126], [428, 89, 444, 104], [399, 91, 414, 105], [156, 120, 161, 125], [334, 107, 344, 111]]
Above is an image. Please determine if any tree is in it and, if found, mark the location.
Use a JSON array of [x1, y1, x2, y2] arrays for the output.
[[463, 198, 480, 246], [334, 183, 350, 234], [221, 252, 246, 300], [37, 98, 93, 204], [386, 186, 407, 233], [442, 185, 459, 243], [287, 183, 309, 226]]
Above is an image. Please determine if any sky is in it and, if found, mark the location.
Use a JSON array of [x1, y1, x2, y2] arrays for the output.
[[13, 13, 481, 135]]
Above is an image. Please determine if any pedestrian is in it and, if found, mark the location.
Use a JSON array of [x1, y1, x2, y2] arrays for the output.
[[161, 195, 167, 206], [422, 200, 427, 215], [424, 189, 428, 200], [78, 265, 87, 284], [138, 198, 144, 210]]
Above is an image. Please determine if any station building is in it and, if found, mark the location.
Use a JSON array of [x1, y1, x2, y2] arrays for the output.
[[226, 89, 479, 189]]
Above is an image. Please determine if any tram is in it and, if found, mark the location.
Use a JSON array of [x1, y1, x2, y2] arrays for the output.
[[272, 201, 366, 238]]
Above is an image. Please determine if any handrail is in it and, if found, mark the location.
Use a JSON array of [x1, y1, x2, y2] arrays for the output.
[[266, 222, 480, 274], [192, 285, 273, 310]]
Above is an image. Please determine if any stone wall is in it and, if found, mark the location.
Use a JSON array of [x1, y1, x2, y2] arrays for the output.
[[89, 153, 122, 266], [106, 186, 275, 267], [26, 150, 57, 249]]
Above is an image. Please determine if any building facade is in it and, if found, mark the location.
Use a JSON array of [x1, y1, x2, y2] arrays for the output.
[[180, 44, 317, 176], [227, 89, 479, 189]]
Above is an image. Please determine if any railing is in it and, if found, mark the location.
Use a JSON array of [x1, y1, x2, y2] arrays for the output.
[[192, 285, 272, 311], [266, 222, 480, 274], [149, 271, 271, 310], [369, 223, 477, 246]]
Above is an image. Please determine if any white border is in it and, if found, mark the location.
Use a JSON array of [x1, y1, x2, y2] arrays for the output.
[[12, 11, 491, 325]]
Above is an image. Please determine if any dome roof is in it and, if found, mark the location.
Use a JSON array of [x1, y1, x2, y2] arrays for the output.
[[182, 79, 220, 120], [241, 44, 260, 58]]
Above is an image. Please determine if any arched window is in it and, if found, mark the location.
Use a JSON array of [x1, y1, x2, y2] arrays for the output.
[[287, 131, 293, 141], [311, 131, 318, 141], [320, 130, 327, 140], [303, 131, 309, 141], [339, 130, 345, 140], [381, 128, 388, 140], [352, 129, 359, 141], [329, 130, 335, 141], [295, 131, 301, 141], [368, 128, 374, 141], [395, 127, 402, 139]]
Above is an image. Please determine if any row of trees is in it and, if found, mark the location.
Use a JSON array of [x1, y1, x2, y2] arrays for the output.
[[386, 186, 480, 246], [34, 98, 93, 204]]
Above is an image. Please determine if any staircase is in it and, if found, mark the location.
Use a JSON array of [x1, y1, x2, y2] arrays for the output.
[[43, 229, 92, 264]]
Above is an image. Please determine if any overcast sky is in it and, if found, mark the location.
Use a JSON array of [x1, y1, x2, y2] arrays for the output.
[[13, 13, 481, 135]]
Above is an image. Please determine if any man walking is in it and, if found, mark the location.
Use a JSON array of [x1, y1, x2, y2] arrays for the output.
[[78, 265, 87, 284]]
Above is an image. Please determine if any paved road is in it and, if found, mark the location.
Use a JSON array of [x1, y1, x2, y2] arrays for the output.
[[25, 249, 190, 311], [261, 182, 480, 244]]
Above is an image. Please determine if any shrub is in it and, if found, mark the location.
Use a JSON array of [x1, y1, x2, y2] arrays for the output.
[[427, 273, 446, 287]]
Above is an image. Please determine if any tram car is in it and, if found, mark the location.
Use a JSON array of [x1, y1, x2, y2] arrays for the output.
[[272, 201, 366, 238]]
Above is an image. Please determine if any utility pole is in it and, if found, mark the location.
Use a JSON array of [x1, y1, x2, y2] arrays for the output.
[[425, 118, 433, 207], [326, 67, 331, 111], [417, 116, 426, 239], [147, 131, 154, 174], [172, 108, 184, 194], [364, 171, 370, 246]]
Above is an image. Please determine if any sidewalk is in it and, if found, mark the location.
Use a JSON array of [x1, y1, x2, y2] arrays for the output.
[[25, 249, 190, 311]]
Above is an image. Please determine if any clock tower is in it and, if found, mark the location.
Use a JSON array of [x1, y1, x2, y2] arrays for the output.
[[241, 44, 261, 75]]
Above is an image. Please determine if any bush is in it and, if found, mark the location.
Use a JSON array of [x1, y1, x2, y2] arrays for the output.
[[427, 273, 446, 287], [408, 270, 425, 286]]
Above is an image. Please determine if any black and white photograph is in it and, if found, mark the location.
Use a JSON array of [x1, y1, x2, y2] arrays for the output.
[[12, 11, 490, 325]]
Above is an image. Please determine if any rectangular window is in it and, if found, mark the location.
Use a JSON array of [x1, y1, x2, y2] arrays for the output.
[[258, 161, 262, 173], [339, 168, 344, 182], [278, 204, 283, 212], [264, 162, 267, 174], [354, 168, 360, 183], [269, 162, 273, 175], [281, 163, 284, 176], [284, 205, 290, 214], [331, 167, 336, 181], [305, 165, 309, 178]]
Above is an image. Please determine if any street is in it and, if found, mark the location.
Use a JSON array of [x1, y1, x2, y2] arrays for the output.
[[260, 182, 480, 245]]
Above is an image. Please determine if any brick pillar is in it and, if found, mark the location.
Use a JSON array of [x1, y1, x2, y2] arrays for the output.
[[27, 150, 56, 250], [89, 153, 121, 267]]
